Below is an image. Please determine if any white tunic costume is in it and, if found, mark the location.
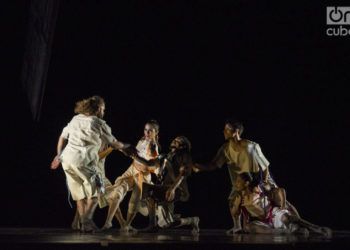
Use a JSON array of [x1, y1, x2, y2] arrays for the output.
[[60, 114, 117, 201]]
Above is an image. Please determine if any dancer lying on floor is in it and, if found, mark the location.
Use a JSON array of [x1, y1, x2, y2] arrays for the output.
[[230, 172, 332, 237]]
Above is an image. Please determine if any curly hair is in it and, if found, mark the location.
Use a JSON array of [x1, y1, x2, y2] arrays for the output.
[[174, 136, 192, 151], [74, 96, 105, 116]]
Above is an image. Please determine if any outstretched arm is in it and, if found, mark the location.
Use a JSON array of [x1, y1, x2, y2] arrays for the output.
[[192, 162, 218, 172], [110, 140, 127, 150], [193, 144, 227, 173], [98, 146, 114, 159], [132, 154, 160, 167], [100, 122, 137, 155]]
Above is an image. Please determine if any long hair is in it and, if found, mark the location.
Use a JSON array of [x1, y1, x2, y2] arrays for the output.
[[74, 96, 105, 116]]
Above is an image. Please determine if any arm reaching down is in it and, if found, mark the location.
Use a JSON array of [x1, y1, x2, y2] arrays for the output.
[[50, 136, 68, 170]]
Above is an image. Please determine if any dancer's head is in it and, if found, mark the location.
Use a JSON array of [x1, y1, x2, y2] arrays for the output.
[[74, 96, 105, 118], [144, 119, 160, 142], [170, 136, 191, 152], [224, 119, 244, 140]]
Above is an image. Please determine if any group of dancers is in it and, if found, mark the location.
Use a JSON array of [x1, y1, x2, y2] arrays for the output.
[[51, 95, 331, 237]]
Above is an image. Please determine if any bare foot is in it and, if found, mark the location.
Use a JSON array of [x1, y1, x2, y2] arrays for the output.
[[101, 222, 113, 231]]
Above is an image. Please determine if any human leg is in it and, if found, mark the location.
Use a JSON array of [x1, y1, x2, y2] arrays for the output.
[[71, 208, 80, 230], [226, 190, 243, 235], [245, 221, 292, 234], [122, 187, 141, 232], [102, 180, 130, 229], [80, 197, 99, 232], [173, 216, 200, 235], [286, 214, 332, 237]]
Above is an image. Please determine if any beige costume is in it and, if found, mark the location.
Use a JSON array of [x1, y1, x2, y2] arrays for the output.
[[60, 114, 117, 201], [212, 138, 269, 200], [240, 190, 291, 230], [107, 139, 158, 215]]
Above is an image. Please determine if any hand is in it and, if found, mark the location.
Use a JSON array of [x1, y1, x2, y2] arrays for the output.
[[50, 156, 61, 170], [179, 166, 186, 175], [192, 166, 200, 173], [192, 163, 200, 173], [165, 188, 176, 202]]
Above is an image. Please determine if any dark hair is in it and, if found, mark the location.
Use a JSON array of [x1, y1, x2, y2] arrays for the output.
[[74, 96, 105, 116], [239, 172, 261, 188], [171, 136, 192, 151], [225, 119, 244, 135]]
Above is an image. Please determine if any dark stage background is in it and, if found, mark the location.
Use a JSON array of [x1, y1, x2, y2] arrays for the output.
[[1, 1, 349, 231]]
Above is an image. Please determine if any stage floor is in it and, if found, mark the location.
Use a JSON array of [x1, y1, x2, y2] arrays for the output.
[[0, 228, 349, 250]]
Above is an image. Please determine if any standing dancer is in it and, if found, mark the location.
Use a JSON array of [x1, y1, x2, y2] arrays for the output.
[[193, 120, 298, 234], [102, 120, 160, 232], [69, 143, 126, 230], [50, 96, 135, 232]]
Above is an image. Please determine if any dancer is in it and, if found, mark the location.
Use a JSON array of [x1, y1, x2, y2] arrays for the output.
[[102, 120, 160, 232], [193, 119, 299, 234], [231, 172, 332, 237], [134, 136, 200, 234], [50, 95, 135, 232], [69, 143, 126, 230]]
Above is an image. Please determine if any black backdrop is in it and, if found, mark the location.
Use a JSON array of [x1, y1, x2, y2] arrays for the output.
[[1, 1, 350, 230]]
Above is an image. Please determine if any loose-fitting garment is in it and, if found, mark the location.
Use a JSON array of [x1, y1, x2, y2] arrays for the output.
[[60, 114, 116, 200]]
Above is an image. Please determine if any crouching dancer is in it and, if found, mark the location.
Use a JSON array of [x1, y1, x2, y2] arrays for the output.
[[133, 136, 200, 234]]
